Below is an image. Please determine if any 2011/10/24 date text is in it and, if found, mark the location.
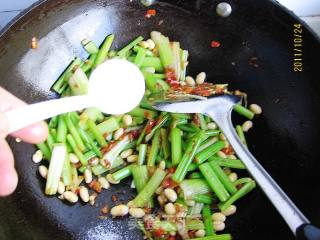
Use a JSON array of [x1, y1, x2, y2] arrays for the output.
[[293, 24, 303, 72]]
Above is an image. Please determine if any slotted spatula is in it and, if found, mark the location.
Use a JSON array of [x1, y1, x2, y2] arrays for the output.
[[151, 93, 320, 240]]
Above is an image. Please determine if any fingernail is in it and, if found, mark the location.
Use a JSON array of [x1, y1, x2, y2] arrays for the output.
[[0, 111, 9, 138]]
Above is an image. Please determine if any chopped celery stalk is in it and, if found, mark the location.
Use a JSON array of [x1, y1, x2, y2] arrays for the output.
[[186, 219, 204, 231], [93, 34, 115, 68], [62, 153, 72, 188], [83, 150, 97, 161], [129, 107, 158, 120], [111, 164, 133, 182], [133, 45, 154, 56], [147, 129, 161, 167], [52, 57, 82, 94], [81, 39, 99, 54], [199, 163, 230, 202], [180, 49, 189, 81], [92, 157, 124, 175], [97, 117, 120, 134], [196, 137, 218, 154], [170, 41, 181, 81], [156, 79, 170, 91], [143, 71, 158, 93], [153, 220, 177, 232], [46, 131, 55, 150], [145, 114, 170, 142], [66, 134, 87, 166], [128, 56, 164, 72], [134, 47, 146, 67], [189, 202, 204, 216], [56, 115, 67, 143], [151, 31, 174, 68], [203, 204, 215, 236], [137, 144, 147, 165], [81, 54, 97, 73], [219, 180, 256, 211], [180, 179, 212, 200], [82, 108, 104, 123], [64, 114, 86, 152], [36, 142, 51, 160], [195, 141, 225, 164], [208, 156, 246, 169], [118, 36, 144, 57], [160, 128, 170, 160], [171, 127, 182, 166], [100, 135, 130, 167], [172, 131, 205, 183], [68, 67, 89, 96], [45, 144, 67, 195], [87, 119, 107, 146], [234, 104, 255, 120], [210, 161, 238, 195], [131, 165, 149, 192], [132, 168, 166, 207]]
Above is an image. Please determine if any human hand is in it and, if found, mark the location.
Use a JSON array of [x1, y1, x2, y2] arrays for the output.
[[0, 87, 48, 197]]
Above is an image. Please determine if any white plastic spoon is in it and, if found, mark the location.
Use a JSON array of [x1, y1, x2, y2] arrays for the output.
[[5, 59, 145, 133]]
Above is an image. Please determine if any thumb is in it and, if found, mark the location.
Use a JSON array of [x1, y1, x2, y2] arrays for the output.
[[0, 111, 9, 139]]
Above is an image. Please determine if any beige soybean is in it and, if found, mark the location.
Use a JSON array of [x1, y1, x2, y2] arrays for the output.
[[63, 191, 78, 203], [111, 205, 129, 217], [32, 150, 43, 163], [212, 212, 226, 222], [84, 169, 93, 184], [38, 165, 48, 179], [213, 221, 225, 231], [249, 104, 262, 114], [79, 186, 89, 203], [196, 72, 206, 85], [164, 188, 177, 202], [121, 149, 133, 159], [185, 76, 196, 86], [114, 128, 124, 140], [242, 120, 253, 132], [222, 205, 237, 216], [129, 207, 145, 218], [164, 203, 176, 215]]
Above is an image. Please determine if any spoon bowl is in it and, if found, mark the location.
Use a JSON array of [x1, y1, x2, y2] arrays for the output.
[[4, 59, 145, 133]]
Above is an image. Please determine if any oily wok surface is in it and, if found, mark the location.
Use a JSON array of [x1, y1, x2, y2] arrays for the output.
[[0, 0, 320, 239]]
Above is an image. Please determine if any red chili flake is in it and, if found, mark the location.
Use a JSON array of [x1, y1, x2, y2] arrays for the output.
[[111, 195, 118, 202], [130, 130, 140, 140], [144, 207, 152, 214], [146, 120, 157, 134], [101, 141, 117, 154], [101, 205, 109, 214], [73, 162, 82, 168], [153, 228, 165, 238], [188, 230, 196, 238], [73, 188, 80, 195], [222, 145, 234, 155], [165, 68, 180, 87], [215, 87, 225, 95], [88, 180, 102, 193], [145, 9, 157, 18], [192, 114, 200, 126], [167, 167, 176, 174], [144, 219, 154, 230], [161, 176, 179, 188], [211, 40, 221, 48]]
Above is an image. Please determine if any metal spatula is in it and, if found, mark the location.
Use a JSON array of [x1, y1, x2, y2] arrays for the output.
[[151, 93, 320, 240]]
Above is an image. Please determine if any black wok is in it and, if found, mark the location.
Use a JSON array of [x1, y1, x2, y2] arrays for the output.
[[0, 0, 320, 239]]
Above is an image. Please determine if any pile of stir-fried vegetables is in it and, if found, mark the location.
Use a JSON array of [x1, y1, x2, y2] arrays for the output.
[[33, 31, 262, 240]]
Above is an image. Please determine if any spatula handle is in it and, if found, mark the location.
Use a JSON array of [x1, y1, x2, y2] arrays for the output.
[[206, 108, 311, 237], [5, 95, 91, 134]]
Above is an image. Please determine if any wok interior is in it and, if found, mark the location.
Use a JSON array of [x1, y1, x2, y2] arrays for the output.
[[0, 0, 320, 239]]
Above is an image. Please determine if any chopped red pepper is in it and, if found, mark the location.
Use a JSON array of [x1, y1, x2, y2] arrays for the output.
[[153, 228, 165, 238], [145, 9, 157, 18], [88, 180, 102, 193], [222, 145, 234, 155], [165, 68, 180, 87], [167, 236, 176, 240], [211, 40, 221, 48], [146, 120, 157, 134], [167, 167, 176, 174], [161, 175, 179, 188]]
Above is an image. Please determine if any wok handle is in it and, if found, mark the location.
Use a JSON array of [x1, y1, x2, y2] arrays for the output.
[[296, 224, 320, 240], [206, 108, 311, 236], [4, 95, 91, 134]]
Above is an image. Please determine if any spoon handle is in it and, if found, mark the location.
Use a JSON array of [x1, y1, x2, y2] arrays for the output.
[[206, 108, 310, 236], [5, 95, 92, 134]]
